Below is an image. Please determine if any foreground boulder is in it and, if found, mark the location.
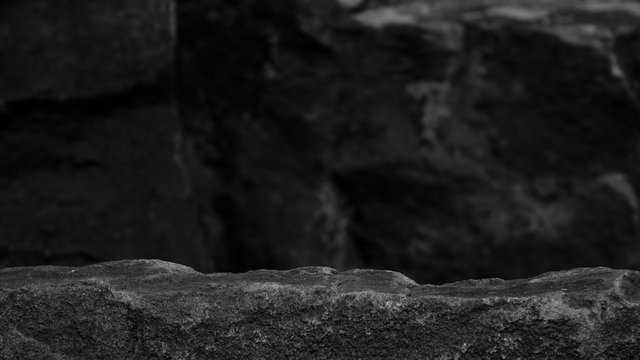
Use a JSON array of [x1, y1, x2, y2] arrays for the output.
[[1, 260, 640, 359]]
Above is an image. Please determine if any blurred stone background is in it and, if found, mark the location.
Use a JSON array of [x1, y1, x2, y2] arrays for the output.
[[1, 0, 639, 284]]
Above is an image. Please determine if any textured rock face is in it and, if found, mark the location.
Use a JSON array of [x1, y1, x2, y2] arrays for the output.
[[0, 0, 216, 272], [2, 260, 640, 359], [0, 0, 174, 101], [179, 0, 640, 283]]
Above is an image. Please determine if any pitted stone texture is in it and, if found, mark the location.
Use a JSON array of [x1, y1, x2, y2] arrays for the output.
[[2, 260, 640, 359], [0, 0, 174, 102]]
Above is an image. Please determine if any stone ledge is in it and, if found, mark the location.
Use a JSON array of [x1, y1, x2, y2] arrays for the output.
[[2, 260, 640, 359]]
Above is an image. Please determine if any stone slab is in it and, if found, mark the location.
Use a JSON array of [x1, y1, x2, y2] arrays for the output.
[[1, 260, 640, 359]]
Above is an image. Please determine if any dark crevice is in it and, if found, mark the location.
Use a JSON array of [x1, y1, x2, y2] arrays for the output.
[[0, 79, 175, 122]]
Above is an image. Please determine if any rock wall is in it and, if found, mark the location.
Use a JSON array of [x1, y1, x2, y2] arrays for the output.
[[2, 259, 640, 359], [179, 0, 640, 283], [0, 0, 216, 272], [1, 0, 640, 284]]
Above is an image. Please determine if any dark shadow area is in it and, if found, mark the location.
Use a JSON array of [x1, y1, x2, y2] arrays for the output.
[[1, 0, 640, 284]]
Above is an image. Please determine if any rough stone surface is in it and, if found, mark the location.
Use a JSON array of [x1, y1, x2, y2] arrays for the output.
[[179, 0, 640, 283], [2, 260, 640, 359]]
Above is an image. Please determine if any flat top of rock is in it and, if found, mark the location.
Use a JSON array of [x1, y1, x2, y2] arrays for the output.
[[2, 259, 640, 356], [2, 259, 639, 304]]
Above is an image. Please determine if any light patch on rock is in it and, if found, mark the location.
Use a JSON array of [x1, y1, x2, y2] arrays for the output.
[[487, 293, 593, 328], [341, 268, 418, 287], [110, 289, 147, 308], [406, 81, 451, 145], [610, 52, 627, 80], [339, 289, 408, 311], [528, 267, 614, 283], [544, 24, 611, 49], [421, 22, 464, 51], [606, 52, 640, 110], [352, 3, 431, 29], [382, 299, 405, 312], [79, 277, 110, 286], [535, 295, 587, 322], [222, 327, 243, 338], [388, 270, 419, 287], [304, 317, 323, 327], [138, 259, 199, 274], [483, 5, 550, 22], [582, 1, 640, 17], [290, 266, 338, 275], [242, 282, 314, 298], [594, 173, 639, 214], [415, 313, 436, 326], [90, 259, 198, 275], [243, 281, 288, 292], [252, 329, 269, 344]]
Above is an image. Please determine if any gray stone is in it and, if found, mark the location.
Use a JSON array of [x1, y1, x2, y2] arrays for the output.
[[0, 0, 219, 273], [2, 260, 640, 359], [0, 100, 216, 273], [178, 0, 640, 283], [0, 0, 174, 102]]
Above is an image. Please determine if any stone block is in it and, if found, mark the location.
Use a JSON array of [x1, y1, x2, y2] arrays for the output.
[[1, 260, 640, 359]]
